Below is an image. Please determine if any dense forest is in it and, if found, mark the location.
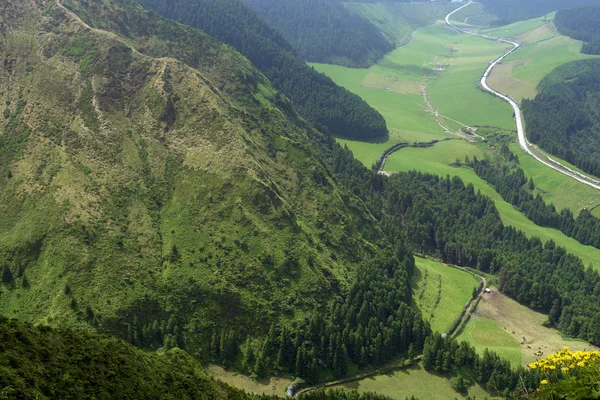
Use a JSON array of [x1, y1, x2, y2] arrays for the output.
[[478, 0, 600, 25], [240, 0, 394, 68], [522, 59, 600, 178], [468, 140, 600, 249], [0, 315, 275, 400], [555, 4, 600, 55], [137, 0, 388, 140]]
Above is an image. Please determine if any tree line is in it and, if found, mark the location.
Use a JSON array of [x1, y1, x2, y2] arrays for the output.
[[522, 58, 600, 179], [138, 0, 388, 141], [555, 4, 600, 55], [468, 143, 600, 249]]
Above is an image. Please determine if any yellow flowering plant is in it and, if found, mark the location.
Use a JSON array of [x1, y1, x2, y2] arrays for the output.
[[527, 347, 600, 399]]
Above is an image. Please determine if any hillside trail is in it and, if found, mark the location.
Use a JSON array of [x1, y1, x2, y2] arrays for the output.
[[445, 0, 600, 191]]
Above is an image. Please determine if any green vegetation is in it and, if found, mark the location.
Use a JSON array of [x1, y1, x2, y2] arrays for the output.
[[383, 141, 600, 268], [137, 0, 387, 140], [478, 0, 599, 25], [412, 257, 479, 334], [503, 36, 596, 90], [555, 4, 600, 54], [333, 362, 494, 400], [0, 0, 394, 376], [0, 315, 269, 400], [239, 0, 393, 67], [345, 2, 457, 44], [457, 289, 595, 368], [470, 143, 600, 250], [312, 21, 512, 166], [207, 365, 292, 396], [448, 2, 499, 27], [523, 59, 600, 178], [457, 317, 523, 366]]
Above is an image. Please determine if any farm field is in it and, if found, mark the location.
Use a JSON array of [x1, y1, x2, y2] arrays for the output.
[[384, 141, 600, 269], [332, 362, 496, 400], [412, 257, 480, 334], [456, 289, 596, 367]]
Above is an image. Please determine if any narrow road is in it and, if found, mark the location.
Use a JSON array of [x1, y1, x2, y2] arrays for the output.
[[445, 1, 600, 191]]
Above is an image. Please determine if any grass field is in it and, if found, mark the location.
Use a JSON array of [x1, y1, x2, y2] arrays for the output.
[[384, 141, 600, 269], [333, 362, 496, 400], [207, 365, 292, 396], [504, 36, 597, 92], [457, 316, 523, 366], [426, 24, 515, 131], [456, 289, 596, 367], [413, 257, 479, 334]]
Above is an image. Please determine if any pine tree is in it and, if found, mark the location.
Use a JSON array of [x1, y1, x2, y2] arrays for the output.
[[1, 265, 13, 284]]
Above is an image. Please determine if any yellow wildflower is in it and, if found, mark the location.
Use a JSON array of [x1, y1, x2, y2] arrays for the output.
[[541, 379, 549, 385]]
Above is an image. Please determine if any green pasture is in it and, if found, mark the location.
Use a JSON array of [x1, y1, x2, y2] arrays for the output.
[[456, 288, 595, 367], [426, 25, 514, 130], [384, 141, 600, 269], [313, 21, 516, 165], [413, 257, 479, 334], [333, 362, 495, 400], [457, 317, 523, 367], [505, 35, 597, 89]]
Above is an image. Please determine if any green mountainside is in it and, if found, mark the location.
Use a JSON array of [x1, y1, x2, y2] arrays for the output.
[[555, 4, 600, 54], [522, 59, 600, 178], [239, 0, 393, 68], [137, 0, 388, 141], [0, 0, 387, 359]]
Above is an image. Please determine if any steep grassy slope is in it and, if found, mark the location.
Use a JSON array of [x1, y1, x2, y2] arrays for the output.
[[0, 315, 267, 400], [0, 0, 385, 359]]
